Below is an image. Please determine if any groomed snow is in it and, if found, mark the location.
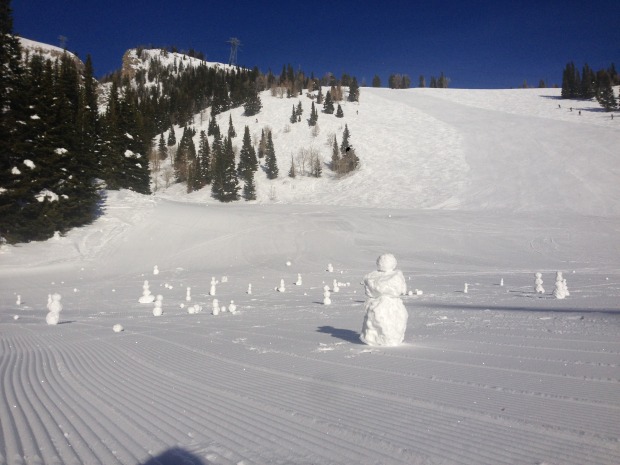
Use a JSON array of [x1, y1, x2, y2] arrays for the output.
[[1, 87, 620, 465]]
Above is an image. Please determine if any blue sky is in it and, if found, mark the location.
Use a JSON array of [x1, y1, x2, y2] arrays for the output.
[[12, 0, 619, 88]]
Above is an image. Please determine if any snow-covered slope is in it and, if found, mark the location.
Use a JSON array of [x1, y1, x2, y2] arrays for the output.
[[159, 87, 620, 216], [1, 88, 620, 465], [18, 36, 82, 67]]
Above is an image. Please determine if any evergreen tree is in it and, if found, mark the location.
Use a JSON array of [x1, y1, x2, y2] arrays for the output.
[[167, 124, 176, 146], [197, 130, 210, 186], [210, 133, 224, 198], [581, 64, 596, 99], [323, 91, 334, 114], [211, 78, 230, 115], [288, 155, 296, 178], [185, 136, 199, 193], [227, 113, 236, 138], [596, 71, 617, 111], [340, 124, 350, 154], [237, 125, 257, 178], [218, 136, 239, 201], [242, 168, 256, 200], [158, 133, 168, 160], [312, 155, 322, 178], [207, 112, 218, 137], [257, 128, 266, 159], [243, 84, 262, 116], [331, 136, 340, 170], [264, 131, 278, 179], [372, 75, 381, 87], [316, 86, 324, 104], [335, 104, 344, 118], [341, 147, 359, 173], [308, 101, 318, 126], [419, 75, 426, 87], [348, 77, 359, 102], [296, 101, 303, 116], [290, 104, 297, 123]]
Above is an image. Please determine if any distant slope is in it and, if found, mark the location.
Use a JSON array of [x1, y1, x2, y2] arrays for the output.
[[158, 87, 620, 216], [18, 36, 83, 68]]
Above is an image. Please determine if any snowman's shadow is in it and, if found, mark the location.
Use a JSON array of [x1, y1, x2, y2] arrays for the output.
[[317, 326, 364, 344]]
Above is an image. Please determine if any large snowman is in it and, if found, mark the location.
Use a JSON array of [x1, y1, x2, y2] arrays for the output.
[[360, 253, 408, 346]]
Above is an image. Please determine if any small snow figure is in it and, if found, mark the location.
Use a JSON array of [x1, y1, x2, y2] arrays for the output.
[[112, 324, 124, 333], [327, 263, 334, 273], [212, 299, 220, 315], [153, 265, 159, 275], [296, 274, 302, 286], [229, 301, 237, 314], [247, 283, 252, 295], [277, 279, 286, 293], [464, 283, 469, 294], [16, 295, 21, 305], [323, 288, 331, 305], [500, 278, 504, 287], [360, 254, 408, 347], [553, 272, 566, 299], [153, 295, 163, 316], [139, 280, 155, 303], [47, 294, 52, 307], [332, 279, 340, 293], [286, 261, 292, 267], [562, 278, 570, 297], [535, 272, 545, 293], [209, 278, 216, 296], [221, 276, 228, 283], [46, 293, 62, 325], [186, 287, 191, 302]]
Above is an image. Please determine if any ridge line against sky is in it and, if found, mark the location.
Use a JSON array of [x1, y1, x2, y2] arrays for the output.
[[12, 0, 619, 89]]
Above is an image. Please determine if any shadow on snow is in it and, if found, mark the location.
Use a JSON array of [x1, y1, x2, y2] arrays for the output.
[[317, 325, 364, 344]]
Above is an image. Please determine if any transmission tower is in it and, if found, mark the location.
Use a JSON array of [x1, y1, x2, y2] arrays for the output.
[[227, 37, 241, 66]]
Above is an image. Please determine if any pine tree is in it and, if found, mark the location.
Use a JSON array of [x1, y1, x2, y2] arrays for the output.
[[243, 84, 262, 116], [264, 131, 278, 179], [218, 136, 239, 202], [308, 102, 318, 126], [167, 124, 176, 146], [419, 75, 426, 87], [158, 133, 168, 160], [185, 136, 199, 193], [312, 155, 322, 178], [237, 125, 257, 178], [227, 114, 236, 138], [296, 101, 303, 117], [372, 75, 381, 87], [316, 86, 324, 104], [207, 112, 218, 137], [348, 77, 359, 102], [597, 71, 617, 111], [335, 104, 344, 118], [257, 128, 266, 159], [290, 104, 297, 123], [323, 91, 334, 114], [340, 124, 350, 154], [197, 130, 210, 186], [288, 155, 296, 178], [331, 136, 340, 170], [242, 168, 256, 200], [210, 133, 223, 198]]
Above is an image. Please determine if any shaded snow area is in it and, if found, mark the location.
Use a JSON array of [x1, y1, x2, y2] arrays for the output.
[[2, 88, 620, 465]]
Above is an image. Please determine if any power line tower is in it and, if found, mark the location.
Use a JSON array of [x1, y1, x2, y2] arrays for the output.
[[227, 37, 241, 66]]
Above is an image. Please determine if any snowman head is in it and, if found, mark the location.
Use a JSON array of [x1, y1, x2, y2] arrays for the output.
[[376, 253, 397, 272]]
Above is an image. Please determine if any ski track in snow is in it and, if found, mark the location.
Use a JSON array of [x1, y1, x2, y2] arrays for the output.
[[2, 87, 620, 465]]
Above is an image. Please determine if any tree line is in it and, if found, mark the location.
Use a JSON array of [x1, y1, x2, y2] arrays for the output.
[[561, 61, 619, 111]]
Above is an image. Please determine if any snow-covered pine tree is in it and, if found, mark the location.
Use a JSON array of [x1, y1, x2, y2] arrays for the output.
[[335, 104, 344, 118], [167, 123, 176, 146], [243, 84, 262, 116], [290, 104, 297, 123], [323, 91, 334, 114], [288, 155, 296, 178], [237, 125, 257, 178], [265, 131, 279, 179]]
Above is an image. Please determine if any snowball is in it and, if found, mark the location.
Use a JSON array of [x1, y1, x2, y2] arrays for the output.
[[23, 159, 35, 169], [124, 150, 135, 158], [112, 324, 124, 332], [30, 114, 40, 120], [54, 148, 68, 155], [46, 311, 60, 325], [376, 253, 397, 272], [286, 261, 292, 267], [12, 167, 21, 175], [125, 133, 134, 139], [13, 315, 19, 320]]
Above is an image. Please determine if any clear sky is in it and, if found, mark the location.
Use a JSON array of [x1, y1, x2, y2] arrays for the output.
[[11, 0, 619, 89]]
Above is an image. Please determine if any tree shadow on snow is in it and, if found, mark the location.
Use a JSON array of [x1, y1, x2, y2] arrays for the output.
[[317, 326, 364, 344], [139, 447, 206, 465]]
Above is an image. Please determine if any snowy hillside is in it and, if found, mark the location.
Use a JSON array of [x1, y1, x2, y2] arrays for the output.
[[18, 36, 82, 67], [158, 86, 620, 215], [1, 88, 620, 465]]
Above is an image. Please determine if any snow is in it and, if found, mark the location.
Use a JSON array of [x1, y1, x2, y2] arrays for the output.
[[1, 88, 620, 465], [23, 159, 35, 169], [54, 148, 68, 155], [11, 166, 21, 175], [35, 188, 59, 202]]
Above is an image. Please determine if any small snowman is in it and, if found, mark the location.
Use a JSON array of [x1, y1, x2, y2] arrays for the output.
[[16, 295, 21, 306], [277, 279, 286, 293], [153, 295, 164, 316], [535, 272, 545, 293], [46, 293, 62, 325], [212, 299, 220, 315], [153, 265, 159, 275], [327, 263, 334, 273], [186, 287, 192, 302], [464, 283, 469, 294], [295, 274, 302, 286], [139, 280, 155, 303], [247, 283, 252, 295], [553, 272, 566, 299], [332, 279, 340, 293], [209, 277, 217, 296], [500, 278, 504, 287], [323, 286, 331, 305], [229, 301, 237, 314]]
